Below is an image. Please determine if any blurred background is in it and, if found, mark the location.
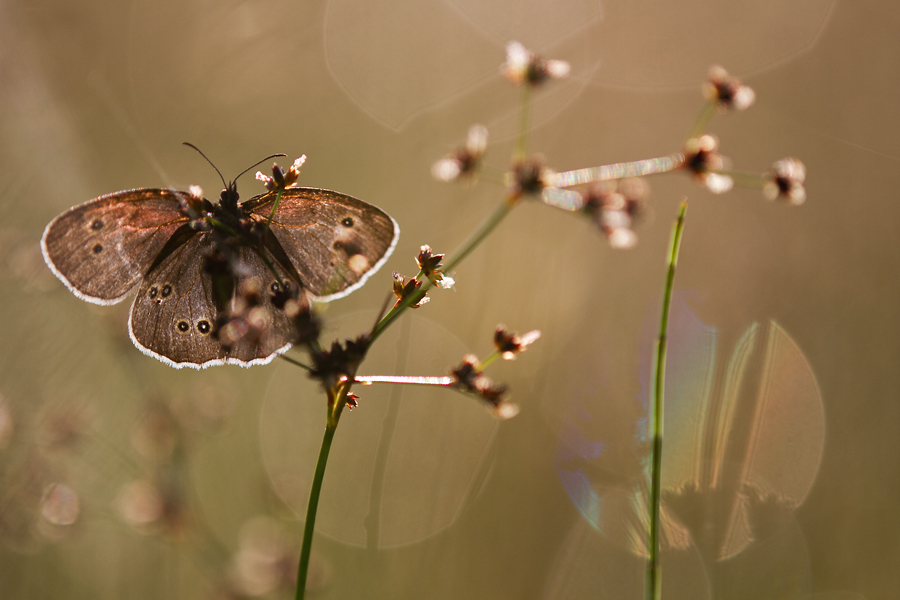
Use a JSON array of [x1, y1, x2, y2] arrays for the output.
[[0, 0, 897, 599]]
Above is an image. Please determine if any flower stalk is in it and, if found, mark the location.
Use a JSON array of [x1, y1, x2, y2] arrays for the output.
[[295, 415, 337, 600], [293, 65, 542, 598], [646, 200, 687, 600]]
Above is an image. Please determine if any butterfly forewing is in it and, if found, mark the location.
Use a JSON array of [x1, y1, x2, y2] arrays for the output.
[[243, 187, 399, 300], [41, 189, 190, 304], [128, 234, 301, 369]]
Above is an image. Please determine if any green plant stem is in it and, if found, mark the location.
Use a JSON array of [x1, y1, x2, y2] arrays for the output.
[[370, 195, 516, 342], [514, 86, 532, 160], [477, 350, 502, 370], [295, 419, 338, 600], [687, 101, 717, 141], [294, 80, 536, 600], [713, 169, 768, 188], [278, 354, 312, 371], [646, 200, 687, 600], [373, 82, 534, 343]]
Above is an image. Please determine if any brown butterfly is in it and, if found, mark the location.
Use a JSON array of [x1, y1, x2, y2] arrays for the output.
[[41, 150, 399, 369]]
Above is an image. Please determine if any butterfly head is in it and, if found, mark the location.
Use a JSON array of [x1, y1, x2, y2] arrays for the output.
[[219, 180, 241, 213]]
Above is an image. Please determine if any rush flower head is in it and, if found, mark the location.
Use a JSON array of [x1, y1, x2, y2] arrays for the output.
[[494, 325, 541, 360], [764, 157, 807, 205], [582, 178, 649, 248], [683, 135, 733, 194], [703, 65, 755, 112], [416, 245, 454, 289], [309, 335, 371, 392], [502, 41, 570, 87], [449, 354, 519, 419], [508, 156, 556, 199], [432, 124, 488, 182], [256, 155, 306, 191], [392, 272, 429, 308]]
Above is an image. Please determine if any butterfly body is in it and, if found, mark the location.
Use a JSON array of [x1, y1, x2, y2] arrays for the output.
[[42, 182, 399, 369]]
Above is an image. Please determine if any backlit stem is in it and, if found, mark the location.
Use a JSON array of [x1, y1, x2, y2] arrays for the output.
[[646, 200, 687, 600]]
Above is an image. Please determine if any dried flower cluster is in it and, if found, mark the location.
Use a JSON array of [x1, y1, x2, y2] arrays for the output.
[[582, 178, 649, 248], [509, 156, 556, 200], [704, 65, 756, 112], [433, 48, 803, 256], [450, 355, 518, 419], [502, 41, 571, 87], [255, 155, 306, 191], [432, 125, 488, 182], [309, 335, 371, 396], [392, 272, 429, 309], [765, 157, 807, 205], [494, 325, 541, 360], [416, 245, 454, 289], [682, 134, 734, 194]]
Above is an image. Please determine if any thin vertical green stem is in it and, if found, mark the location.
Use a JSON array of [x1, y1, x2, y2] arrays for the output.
[[514, 86, 532, 160], [646, 200, 687, 600], [295, 421, 337, 600]]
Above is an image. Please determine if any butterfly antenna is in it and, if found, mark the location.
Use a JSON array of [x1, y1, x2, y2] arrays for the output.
[[182, 142, 227, 190], [233, 153, 288, 184]]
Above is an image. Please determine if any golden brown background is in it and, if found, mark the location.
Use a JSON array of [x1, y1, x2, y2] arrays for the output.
[[1, 1, 896, 599]]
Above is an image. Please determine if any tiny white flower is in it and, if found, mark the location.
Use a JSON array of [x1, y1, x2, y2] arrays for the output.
[[502, 40, 570, 87]]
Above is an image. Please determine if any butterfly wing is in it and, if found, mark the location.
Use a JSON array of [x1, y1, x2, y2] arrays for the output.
[[41, 189, 191, 304], [128, 233, 300, 369], [242, 187, 399, 300]]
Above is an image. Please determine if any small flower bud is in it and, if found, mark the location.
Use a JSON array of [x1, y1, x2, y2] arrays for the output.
[[494, 326, 541, 360], [502, 41, 570, 87], [416, 245, 452, 288], [582, 179, 647, 247], [763, 157, 806, 205], [432, 125, 488, 182], [683, 135, 733, 194], [392, 272, 429, 308], [509, 156, 556, 199], [255, 171, 276, 191], [703, 65, 755, 111]]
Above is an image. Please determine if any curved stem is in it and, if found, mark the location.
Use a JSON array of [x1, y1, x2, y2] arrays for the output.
[[370, 195, 516, 343], [294, 80, 538, 600], [295, 420, 337, 600], [646, 200, 687, 600], [372, 85, 534, 344]]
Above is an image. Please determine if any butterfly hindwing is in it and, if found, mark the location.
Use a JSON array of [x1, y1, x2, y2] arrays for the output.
[[41, 189, 189, 304], [128, 234, 301, 369], [242, 187, 399, 300]]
